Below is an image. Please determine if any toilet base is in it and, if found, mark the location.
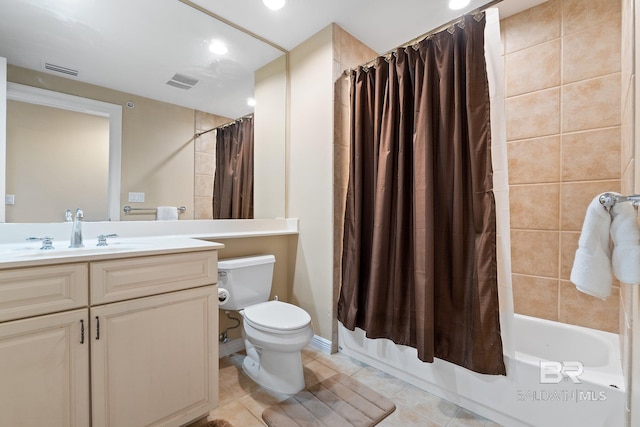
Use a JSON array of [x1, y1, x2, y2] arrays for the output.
[[242, 338, 307, 395]]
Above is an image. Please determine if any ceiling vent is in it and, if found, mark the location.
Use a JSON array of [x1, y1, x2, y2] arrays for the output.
[[43, 62, 79, 77], [167, 73, 199, 90]]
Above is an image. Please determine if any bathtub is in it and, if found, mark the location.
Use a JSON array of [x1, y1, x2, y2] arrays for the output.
[[338, 314, 625, 427]]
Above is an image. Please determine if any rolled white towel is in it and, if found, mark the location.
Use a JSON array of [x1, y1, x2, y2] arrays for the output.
[[570, 194, 613, 299], [610, 201, 640, 285], [156, 206, 178, 221]]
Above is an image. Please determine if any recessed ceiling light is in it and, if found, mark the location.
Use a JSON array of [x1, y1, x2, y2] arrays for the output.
[[247, 97, 256, 107], [448, 0, 470, 10], [209, 40, 228, 55], [263, 0, 286, 11]]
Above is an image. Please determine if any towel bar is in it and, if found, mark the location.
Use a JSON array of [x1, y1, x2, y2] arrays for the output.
[[123, 206, 187, 214], [599, 193, 640, 208]]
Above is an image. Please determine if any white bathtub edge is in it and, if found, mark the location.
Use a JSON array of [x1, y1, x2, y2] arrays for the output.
[[338, 323, 530, 427]]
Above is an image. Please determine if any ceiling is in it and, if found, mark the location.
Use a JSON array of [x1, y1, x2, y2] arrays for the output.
[[0, 0, 546, 119]]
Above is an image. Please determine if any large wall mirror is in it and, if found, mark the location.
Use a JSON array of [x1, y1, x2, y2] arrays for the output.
[[0, 0, 287, 223], [6, 83, 122, 222]]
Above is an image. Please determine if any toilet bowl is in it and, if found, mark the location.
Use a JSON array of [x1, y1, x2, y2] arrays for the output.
[[241, 300, 313, 394], [217, 255, 313, 394]]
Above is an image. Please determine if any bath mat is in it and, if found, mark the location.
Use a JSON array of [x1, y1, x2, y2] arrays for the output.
[[186, 417, 233, 427], [262, 373, 395, 427]]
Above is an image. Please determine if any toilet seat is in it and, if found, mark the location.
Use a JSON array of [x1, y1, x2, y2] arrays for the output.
[[243, 300, 311, 334]]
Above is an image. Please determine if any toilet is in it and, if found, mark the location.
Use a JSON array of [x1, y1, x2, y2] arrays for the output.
[[217, 255, 313, 394]]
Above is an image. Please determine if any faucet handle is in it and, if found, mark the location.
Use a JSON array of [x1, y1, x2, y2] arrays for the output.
[[65, 209, 73, 222], [26, 236, 55, 250], [75, 208, 84, 220], [96, 234, 118, 246]]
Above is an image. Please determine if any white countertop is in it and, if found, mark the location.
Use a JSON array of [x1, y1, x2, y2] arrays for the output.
[[0, 218, 298, 244], [0, 236, 225, 269]]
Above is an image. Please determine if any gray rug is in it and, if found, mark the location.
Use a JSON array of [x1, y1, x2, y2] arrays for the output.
[[262, 373, 396, 427]]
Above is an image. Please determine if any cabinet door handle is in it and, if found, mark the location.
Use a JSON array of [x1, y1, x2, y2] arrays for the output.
[[80, 319, 85, 344], [95, 316, 100, 340]]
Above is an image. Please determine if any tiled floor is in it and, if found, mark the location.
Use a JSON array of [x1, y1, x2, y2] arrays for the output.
[[194, 346, 502, 427]]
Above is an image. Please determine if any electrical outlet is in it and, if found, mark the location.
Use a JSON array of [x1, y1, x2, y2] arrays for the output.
[[5, 194, 15, 205], [128, 192, 145, 203]]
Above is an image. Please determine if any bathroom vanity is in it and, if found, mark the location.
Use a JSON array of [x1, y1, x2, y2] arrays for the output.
[[0, 237, 222, 427]]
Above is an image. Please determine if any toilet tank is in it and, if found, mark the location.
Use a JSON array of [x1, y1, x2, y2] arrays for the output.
[[217, 255, 275, 310]]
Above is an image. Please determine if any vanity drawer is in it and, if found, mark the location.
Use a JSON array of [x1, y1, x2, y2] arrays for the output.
[[90, 250, 218, 304], [0, 263, 89, 322]]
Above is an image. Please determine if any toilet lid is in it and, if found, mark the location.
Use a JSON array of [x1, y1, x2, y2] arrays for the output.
[[243, 300, 311, 332]]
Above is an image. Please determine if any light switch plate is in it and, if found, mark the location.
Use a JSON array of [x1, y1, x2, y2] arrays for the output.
[[128, 192, 145, 203], [5, 194, 15, 205]]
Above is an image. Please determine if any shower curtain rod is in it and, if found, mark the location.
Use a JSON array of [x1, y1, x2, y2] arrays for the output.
[[195, 113, 254, 138], [344, 0, 503, 73]]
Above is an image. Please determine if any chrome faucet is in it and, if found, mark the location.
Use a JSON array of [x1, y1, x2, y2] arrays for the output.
[[69, 208, 84, 248]]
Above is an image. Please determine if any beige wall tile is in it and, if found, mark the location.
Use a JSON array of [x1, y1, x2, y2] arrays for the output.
[[194, 152, 214, 176], [621, 0, 633, 91], [505, 0, 623, 334], [507, 136, 560, 184], [560, 180, 620, 231], [195, 111, 230, 131], [332, 24, 342, 63], [506, 39, 560, 97], [562, 74, 621, 132], [563, 24, 621, 84], [622, 79, 635, 167], [511, 230, 559, 277], [562, 128, 621, 181], [195, 132, 215, 154], [512, 274, 559, 320], [194, 196, 212, 220], [194, 111, 207, 131], [562, 0, 622, 36], [559, 280, 619, 332], [340, 28, 377, 70], [333, 100, 342, 147], [509, 184, 560, 230], [622, 159, 635, 195], [560, 231, 580, 280], [502, 0, 561, 54], [506, 88, 560, 141], [621, 282, 633, 324], [194, 174, 213, 198], [334, 144, 349, 188]]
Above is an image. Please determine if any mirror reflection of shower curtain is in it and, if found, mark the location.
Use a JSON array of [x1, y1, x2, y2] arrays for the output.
[[212, 116, 254, 219], [338, 12, 505, 375]]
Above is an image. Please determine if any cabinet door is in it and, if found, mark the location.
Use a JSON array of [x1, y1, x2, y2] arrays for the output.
[[0, 309, 90, 427], [91, 286, 218, 427]]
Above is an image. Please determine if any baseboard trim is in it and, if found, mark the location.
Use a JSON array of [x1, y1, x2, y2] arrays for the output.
[[218, 338, 245, 358], [310, 335, 332, 354], [219, 335, 332, 358]]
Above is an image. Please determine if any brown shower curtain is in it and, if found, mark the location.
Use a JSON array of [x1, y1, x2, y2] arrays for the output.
[[212, 116, 254, 219], [338, 13, 505, 375]]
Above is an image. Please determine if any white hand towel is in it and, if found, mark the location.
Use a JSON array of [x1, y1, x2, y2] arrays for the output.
[[610, 201, 640, 285], [570, 194, 613, 299], [156, 206, 178, 221]]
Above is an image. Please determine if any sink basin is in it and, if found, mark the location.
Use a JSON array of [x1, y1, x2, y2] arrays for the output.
[[0, 240, 157, 259]]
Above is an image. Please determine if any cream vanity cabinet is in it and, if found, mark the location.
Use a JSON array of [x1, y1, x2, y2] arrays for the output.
[[0, 248, 219, 427]]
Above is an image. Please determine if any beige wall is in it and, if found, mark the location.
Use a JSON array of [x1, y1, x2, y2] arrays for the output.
[[288, 25, 335, 341], [7, 100, 109, 222], [254, 55, 287, 220], [502, 0, 622, 333]]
